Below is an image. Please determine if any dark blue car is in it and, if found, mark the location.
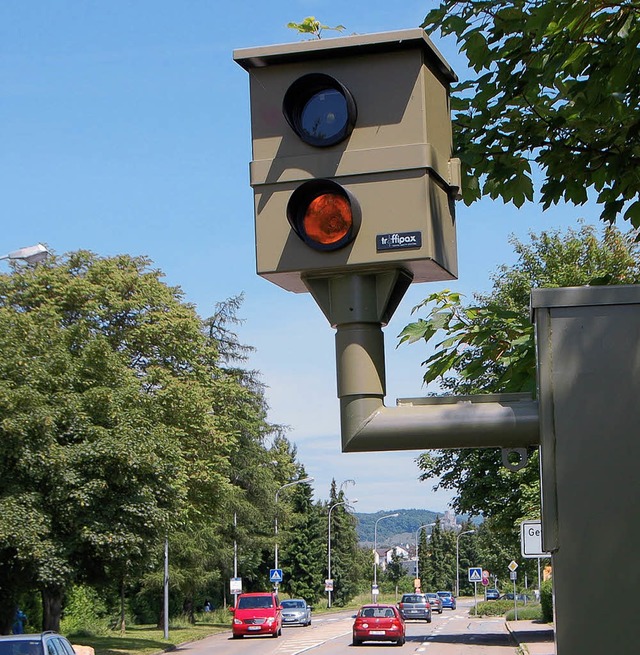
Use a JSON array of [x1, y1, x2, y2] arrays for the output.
[[436, 591, 457, 610], [486, 588, 500, 600]]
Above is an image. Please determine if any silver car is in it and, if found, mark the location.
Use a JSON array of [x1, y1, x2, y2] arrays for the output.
[[425, 592, 443, 613], [397, 593, 432, 622], [281, 598, 312, 626]]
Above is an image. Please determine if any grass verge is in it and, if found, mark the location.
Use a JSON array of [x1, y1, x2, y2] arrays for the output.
[[69, 614, 229, 655]]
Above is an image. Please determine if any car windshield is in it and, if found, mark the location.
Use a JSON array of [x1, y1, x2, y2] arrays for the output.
[[437, 592, 452, 597], [237, 596, 274, 609], [401, 595, 424, 603], [360, 607, 396, 618], [0, 641, 42, 655], [281, 600, 305, 608]]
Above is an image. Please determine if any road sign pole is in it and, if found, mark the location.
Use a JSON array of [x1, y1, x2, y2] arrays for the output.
[[474, 582, 477, 616], [513, 577, 518, 621]]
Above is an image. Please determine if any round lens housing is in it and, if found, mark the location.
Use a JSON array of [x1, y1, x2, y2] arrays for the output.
[[283, 74, 357, 147], [287, 179, 358, 251]]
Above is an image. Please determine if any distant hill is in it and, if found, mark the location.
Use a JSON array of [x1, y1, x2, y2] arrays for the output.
[[354, 509, 443, 545]]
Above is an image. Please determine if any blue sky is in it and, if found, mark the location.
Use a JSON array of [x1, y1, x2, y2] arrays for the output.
[[1, 1, 602, 513]]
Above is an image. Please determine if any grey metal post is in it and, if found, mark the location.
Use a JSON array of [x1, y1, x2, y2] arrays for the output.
[[373, 513, 398, 601], [532, 285, 640, 655], [163, 537, 169, 639], [304, 270, 540, 454]]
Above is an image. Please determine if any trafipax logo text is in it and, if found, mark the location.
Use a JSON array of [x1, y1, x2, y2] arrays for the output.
[[376, 231, 423, 252]]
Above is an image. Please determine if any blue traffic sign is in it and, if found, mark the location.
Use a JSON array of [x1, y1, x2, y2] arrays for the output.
[[269, 568, 283, 583], [468, 567, 482, 582]]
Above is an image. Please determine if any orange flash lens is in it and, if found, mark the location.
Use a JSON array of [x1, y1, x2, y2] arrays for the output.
[[302, 193, 352, 245]]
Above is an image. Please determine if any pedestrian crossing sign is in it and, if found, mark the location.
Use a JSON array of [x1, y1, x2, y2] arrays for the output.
[[468, 567, 482, 582], [269, 569, 283, 583]]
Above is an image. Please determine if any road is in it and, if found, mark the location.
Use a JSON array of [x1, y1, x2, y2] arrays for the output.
[[175, 600, 519, 655]]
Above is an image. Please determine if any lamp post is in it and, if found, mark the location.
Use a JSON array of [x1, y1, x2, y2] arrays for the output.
[[1, 243, 50, 265], [274, 477, 314, 584], [414, 523, 436, 584], [327, 498, 358, 608], [163, 537, 169, 639], [456, 529, 476, 597], [373, 512, 399, 600]]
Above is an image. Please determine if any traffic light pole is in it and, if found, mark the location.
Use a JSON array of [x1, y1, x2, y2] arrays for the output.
[[304, 269, 540, 454]]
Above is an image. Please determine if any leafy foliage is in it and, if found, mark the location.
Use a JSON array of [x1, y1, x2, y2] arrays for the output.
[[422, 1, 640, 225], [280, 477, 324, 602], [286, 17, 345, 39], [0, 252, 282, 630], [540, 578, 554, 622], [324, 481, 362, 606], [421, 519, 456, 591], [399, 223, 640, 545]]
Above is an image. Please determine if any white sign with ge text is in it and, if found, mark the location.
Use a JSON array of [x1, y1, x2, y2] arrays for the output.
[[520, 520, 551, 558]]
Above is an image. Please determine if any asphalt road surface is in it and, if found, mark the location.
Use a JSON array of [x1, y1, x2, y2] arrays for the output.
[[173, 600, 518, 655]]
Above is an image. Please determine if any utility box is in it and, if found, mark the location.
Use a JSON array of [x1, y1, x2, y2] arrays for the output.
[[532, 285, 640, 655], [234, 29, 459, 293]]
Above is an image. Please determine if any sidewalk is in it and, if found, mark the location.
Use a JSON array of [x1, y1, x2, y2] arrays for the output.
[[506, 620, 555, 655]]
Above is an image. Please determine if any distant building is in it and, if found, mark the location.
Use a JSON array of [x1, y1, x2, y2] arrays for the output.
[[441, 510, 458, 531], [374, 546, 410, 571]]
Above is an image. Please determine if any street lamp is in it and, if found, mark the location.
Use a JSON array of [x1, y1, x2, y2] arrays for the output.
[[0, 243, 50, 264], [373, 512, 399, 598], [414, 523, 436, 584], [274, 477, 314, 581], [456, 529, 476, 597], [327, 498, 358, 608]]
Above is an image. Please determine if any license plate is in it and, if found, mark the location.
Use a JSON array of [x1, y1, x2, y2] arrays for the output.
[[370, 630, 385, 635], [248, 626, 261, 631]]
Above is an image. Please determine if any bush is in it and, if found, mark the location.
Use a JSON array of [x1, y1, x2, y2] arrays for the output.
[[505, 604, 542, 621], [540, 579, 553, 623], [473, 599, 542, 619], [473, 600, 514, 616], [61, 585, 110, 636]]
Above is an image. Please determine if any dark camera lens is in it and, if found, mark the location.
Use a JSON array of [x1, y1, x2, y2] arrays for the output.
[[300, 89, 348, 143], [283, 74, 357, 147]]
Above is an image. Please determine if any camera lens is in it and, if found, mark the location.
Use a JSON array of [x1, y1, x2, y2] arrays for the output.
[[283, 74, 357, 147], [300, 89, 348, 143]]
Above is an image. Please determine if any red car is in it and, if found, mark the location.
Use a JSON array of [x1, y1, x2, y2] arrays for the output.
[[230, 592, 282, 638], [352, 604, 406, 646]]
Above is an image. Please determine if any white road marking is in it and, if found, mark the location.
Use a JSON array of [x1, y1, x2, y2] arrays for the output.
[[275, 621, 352, 655]]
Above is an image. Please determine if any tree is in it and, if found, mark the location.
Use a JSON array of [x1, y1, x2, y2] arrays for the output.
[[422, 1, 640, 226], [398, 223, 640, 545], [325, 481, 361, 606], [456, 522, 481, 596], [417, 529, 431, 592], [280, 475, 324, 602], [474, 518, 521, 592], [0, 252, 277, 631], [384, 550, 409, 593], [422, 519, 456, 591]]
